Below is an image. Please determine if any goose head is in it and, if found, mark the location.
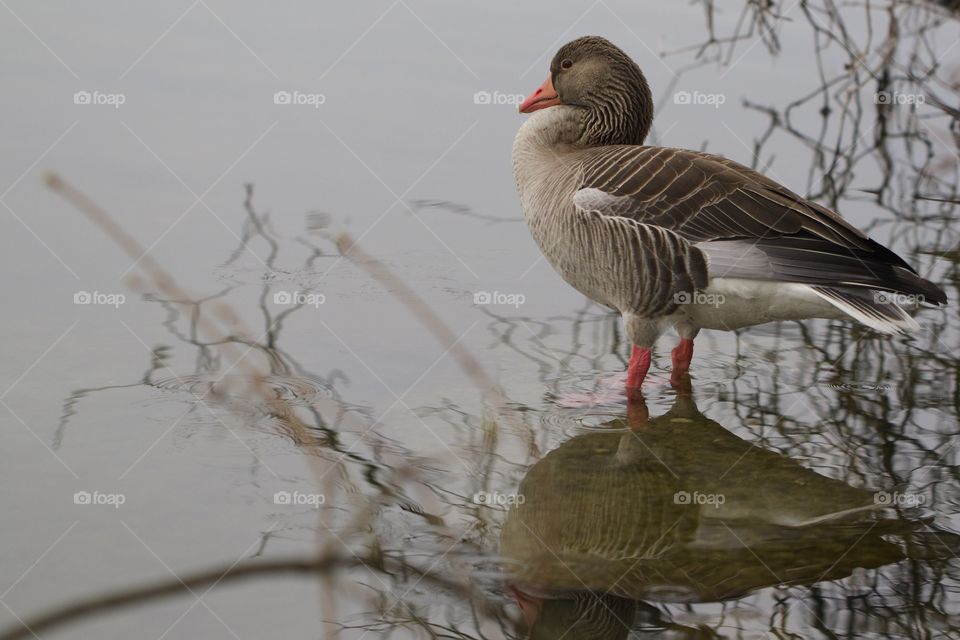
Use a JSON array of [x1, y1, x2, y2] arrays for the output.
[[519, 36, 654, 146]]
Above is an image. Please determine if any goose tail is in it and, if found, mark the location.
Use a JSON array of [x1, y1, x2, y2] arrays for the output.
[[809, 286, 920, 335]]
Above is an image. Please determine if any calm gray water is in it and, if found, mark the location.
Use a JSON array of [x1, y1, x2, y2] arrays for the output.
[[2, 1, 959, 638]]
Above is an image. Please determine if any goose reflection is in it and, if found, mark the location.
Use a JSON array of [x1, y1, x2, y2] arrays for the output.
[[500, 381, 957, 638]]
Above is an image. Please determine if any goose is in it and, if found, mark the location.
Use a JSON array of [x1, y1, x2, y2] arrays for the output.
[[500, 389, 959, 635], [512, 36, 947, 397]]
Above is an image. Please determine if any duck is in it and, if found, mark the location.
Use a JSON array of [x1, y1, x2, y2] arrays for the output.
[[512, 36, 947, 397]]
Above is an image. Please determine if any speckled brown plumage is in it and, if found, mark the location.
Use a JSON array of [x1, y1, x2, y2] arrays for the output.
[[513, 36, 945, 359]]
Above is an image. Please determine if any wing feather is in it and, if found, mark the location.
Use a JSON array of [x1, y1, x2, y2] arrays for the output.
[[572, 146, 946, 305]]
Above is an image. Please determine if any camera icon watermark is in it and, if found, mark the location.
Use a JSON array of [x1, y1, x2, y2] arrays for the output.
[[273, 490, 325, 508], [273, 90, 326, 109], [473, 290, 526, 308], [673, 490, 725, 508], [73, 90, 126, 109], [874, 91, 925, 106], [74, 290, 126, 308], [874, 491, 925, 508], [473, 90, 525, 106], [673, 291, 725, 308], [873, 291, 924, 306], [673, 90, 726, 109], [74, 490, 126, 509], [473, 491, 524, 506], [273, 290, 325, 308]]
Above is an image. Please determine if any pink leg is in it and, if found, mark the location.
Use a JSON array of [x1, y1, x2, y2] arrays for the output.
[[625, 345, 651, 400], [506, 584, 543, 626], [670, 338, 694, 387]]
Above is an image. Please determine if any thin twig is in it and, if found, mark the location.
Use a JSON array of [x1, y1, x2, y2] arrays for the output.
[[0, 554, 475, 640]]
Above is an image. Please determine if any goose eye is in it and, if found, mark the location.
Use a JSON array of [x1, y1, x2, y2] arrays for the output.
[[560, 58, 573, 70]]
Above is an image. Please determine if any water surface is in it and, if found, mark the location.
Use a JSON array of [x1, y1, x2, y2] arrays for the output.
[[2, 1, 959, 638]]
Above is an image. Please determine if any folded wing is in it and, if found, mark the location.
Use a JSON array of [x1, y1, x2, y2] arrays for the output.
[[572, 146, 946, 307]]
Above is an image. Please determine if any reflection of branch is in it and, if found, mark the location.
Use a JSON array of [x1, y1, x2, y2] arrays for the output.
[[336, 233, 499, 398], [39, 175, 507, 639], [0, 554, 475, 640], [663, 0, 785, 63], [54, 345, 169, 449], [43, 173, 329, 460], [410, 199, 517, 225], [43, 173, 255, 364]]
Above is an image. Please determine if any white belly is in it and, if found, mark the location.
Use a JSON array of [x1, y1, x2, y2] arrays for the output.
[[679, 278, 842, 330]]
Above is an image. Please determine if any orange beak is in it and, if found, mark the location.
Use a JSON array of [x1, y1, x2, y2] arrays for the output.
[[519, 74, 560, 113]]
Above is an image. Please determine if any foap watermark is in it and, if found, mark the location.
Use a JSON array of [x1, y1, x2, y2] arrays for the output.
[[874, 91, 925, 106], [473, 291, 525, 308], [74, 490, 126, 509], [74, 290, 125, 308], [274, 490, 326, 508], [673, 90, 726, 108], [674, 291, 725, 308], [473, 90, 525, 107], [473, 491, 525, 506], [273, 90, 326, 109], [874, 491, 926, 508], [274, 291, 325, 308], [873, 291, 924, 306], [674, 490, 725, 508], [73, 90, 126, 109]]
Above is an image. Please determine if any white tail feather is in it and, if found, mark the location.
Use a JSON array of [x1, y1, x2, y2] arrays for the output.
[[809, 286, 919, 335]]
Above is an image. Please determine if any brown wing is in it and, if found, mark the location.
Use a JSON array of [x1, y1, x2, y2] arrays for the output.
[[572, 146, 946, 305]]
